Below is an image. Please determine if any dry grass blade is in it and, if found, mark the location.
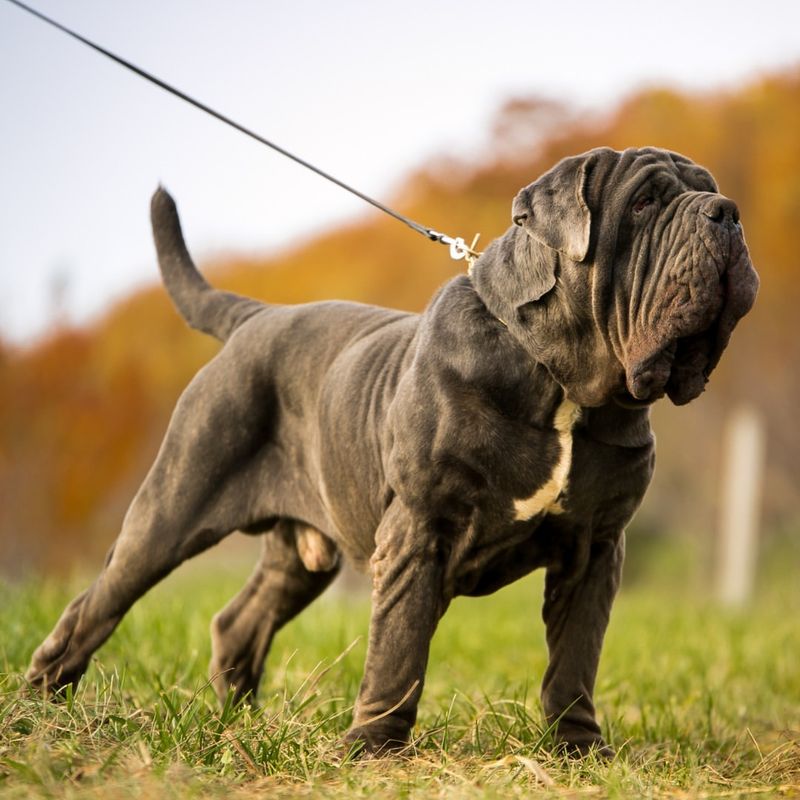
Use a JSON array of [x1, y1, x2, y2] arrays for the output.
[[296, 636, 362, 705], [515, 754, 555, 786]]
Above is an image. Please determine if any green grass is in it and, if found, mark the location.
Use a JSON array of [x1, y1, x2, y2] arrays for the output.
[[1, 540, 799, 799]]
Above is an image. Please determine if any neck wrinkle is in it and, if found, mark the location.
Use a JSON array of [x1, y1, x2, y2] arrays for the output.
[[467, 232, 515, 327], [466, 267, 510, 331]]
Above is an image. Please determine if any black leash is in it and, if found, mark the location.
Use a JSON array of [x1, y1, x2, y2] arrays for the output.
[[4, 0, 481, 264]]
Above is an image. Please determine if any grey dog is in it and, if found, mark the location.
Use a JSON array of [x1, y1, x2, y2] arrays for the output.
[[26, 146, 758, 756]]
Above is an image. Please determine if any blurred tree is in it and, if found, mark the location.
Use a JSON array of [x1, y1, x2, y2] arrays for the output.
[[1, 68, 797, 574]]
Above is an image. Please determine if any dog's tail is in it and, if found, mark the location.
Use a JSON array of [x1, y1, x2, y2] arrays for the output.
[[150, 187, 264, 342]]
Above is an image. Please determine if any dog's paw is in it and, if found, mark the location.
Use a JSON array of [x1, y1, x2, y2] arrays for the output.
[[342, 724, 412, 760], [24, 658, 81, 697], [551, 736, 616, 761], [25, 631, 93, 697]]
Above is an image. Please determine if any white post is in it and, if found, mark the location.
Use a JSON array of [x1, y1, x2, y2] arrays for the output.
[[716, 405, 766, 607]]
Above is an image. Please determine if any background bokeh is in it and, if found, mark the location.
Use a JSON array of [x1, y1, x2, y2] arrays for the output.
[[0, 2, 798, 585]]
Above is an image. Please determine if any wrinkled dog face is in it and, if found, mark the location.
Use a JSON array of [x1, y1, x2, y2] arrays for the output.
[[511, 147, 759, 408]]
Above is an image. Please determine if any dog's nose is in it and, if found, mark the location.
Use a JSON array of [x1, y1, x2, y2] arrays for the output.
[[701, 195, 740, 226]]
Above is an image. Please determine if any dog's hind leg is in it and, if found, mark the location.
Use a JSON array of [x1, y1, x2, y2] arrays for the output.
[[209, 520, 340, 704], [25, 343, 281, 694]]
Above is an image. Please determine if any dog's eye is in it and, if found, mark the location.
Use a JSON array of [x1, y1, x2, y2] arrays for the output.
[[632, 196, 655, 214]]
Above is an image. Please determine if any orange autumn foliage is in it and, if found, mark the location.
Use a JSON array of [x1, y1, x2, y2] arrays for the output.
[[1, 68, 798, 573]]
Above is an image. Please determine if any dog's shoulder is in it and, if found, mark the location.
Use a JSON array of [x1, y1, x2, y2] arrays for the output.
[[413, 275, 529, 387], [384, 276, 566, 516]]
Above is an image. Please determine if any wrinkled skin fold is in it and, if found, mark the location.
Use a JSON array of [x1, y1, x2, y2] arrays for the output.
[[26, 147, 758, 758]]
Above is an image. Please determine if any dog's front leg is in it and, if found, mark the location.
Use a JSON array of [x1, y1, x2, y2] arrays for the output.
[[540, 532, 624, 757], [345, 500, 446, 755]]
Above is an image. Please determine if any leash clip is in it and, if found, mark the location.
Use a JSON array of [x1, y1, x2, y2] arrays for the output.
[[429, 230, 482, 269], [448, 236, 470, 261]]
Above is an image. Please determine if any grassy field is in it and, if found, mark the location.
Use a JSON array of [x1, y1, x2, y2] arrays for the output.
[[1, 537, 798, 799]]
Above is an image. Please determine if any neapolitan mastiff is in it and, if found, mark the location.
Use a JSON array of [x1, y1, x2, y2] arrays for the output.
[[27, 147, 758, 756]]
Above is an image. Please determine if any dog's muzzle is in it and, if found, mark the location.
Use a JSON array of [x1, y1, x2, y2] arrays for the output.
[[620, 193, 758, 408]]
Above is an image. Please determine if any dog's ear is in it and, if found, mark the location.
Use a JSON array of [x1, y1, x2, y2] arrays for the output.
[[471, 229, 559, 313], [512, 152, 597, 263]]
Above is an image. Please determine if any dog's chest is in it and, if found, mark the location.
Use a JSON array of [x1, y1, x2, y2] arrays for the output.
[[512, 398, 581, 521]]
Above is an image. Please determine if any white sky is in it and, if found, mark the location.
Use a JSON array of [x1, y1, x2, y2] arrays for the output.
[[1, 0, 798, 343]]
